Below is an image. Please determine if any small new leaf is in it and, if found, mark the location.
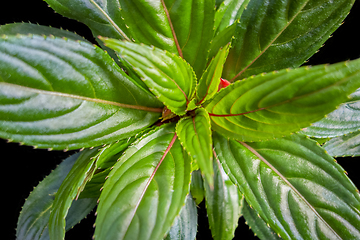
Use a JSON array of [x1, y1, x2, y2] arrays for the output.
[[196, 43, 230, 105], [176, 108, 214, 186], [102, 38, 197, 116]]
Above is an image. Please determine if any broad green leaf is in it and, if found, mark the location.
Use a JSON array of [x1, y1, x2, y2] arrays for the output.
[[190, 170, 205, 205], [196, 44, 230, 105], [16, 153, 97, 240], [323, 130, 360, 157], [176, 108, 213, 185], [0, 23, 88, 42], [302, 89, 360, 138], [164, 194, 197, 240], [49, 148, 100, 240], [204, 158, 242, 240], [44, 0, 131, 42], [223, 0, 355, 81], [214, 132, 360, 239], [241, 198, 281, 240], [102, 38, 196, 116], [162, 0, 215, 77], [206, 59, 360, 142], [0, 34, 162, 150], [95, 123, 191, 240]]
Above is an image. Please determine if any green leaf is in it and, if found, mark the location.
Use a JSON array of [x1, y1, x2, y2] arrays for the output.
[[102, 38, 196, 116], [16, 153, 97, 240], [214, 132, 360, 239], [223, 0, 355, 81], [241, 198, 281, 240], [302, 89, 360, 138], [95, 123, 191, 240], [0, 23, 88, 42], [196, 44, 230, 105], [214, 0, 249, 34], [176, 108, 214, 185], [206, 59, 360, 142], [79, 134, 143, 199], [0, 34, 162, 150], [44, 0, 131, 42], [164, 194, 197, 240], [162, 0, 215, 77], [190, 170, 205, 205], [204, 158, 242, 240], [323, 130, 360, 157], [49, 148, 100, 240]]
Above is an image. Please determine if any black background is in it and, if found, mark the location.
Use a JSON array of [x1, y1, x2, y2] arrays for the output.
[[1, 1, 360, 239]]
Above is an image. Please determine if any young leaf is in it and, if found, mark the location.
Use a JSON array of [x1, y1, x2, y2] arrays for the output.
[[164, 194, 197, 240], [323, 130, 360, 157], [302, 89, 360, 138], [162, 0, 215, 77], [176, 108, 214, 185], [223, 0, 355, 81], [214, 132, 360, 239], [102, 38, 196, 116], [0, 34, 162, 150], [95, 123, 191, 240], [206, 59, 360, 142], [48, 148, 100, 240], [204, 157, 242, 240], [196, 44, 230, 105], [16, 153, 97, 240], [241, 198, 281, 240]]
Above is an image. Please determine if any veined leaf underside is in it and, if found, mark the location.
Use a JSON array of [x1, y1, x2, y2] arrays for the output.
[[238, 141, 341, 239]]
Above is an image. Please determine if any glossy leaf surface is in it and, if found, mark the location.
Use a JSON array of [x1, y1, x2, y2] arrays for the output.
[[196, 44, 230, 105], [323, 130, 360, 157], [214, 132, 360, 239], [164, 194, 197, 240], [204, 158, 242, 240], [223, 0, 355, 81], [0, 34, 162, 150], [206, 60, 360, 142], [16, 153, 97, 240], [302, 89, 360, 138], [49, 148, 99, 240], [214, 0, 249, 34], [176, 108, 214, 185], [95, 124, 191, 240], [241, 198, 281, 240], [44, 0, 131, 42], [103, 38, 196, 116], [79, 134, 142, 199], [162, 0, 215, 77]]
